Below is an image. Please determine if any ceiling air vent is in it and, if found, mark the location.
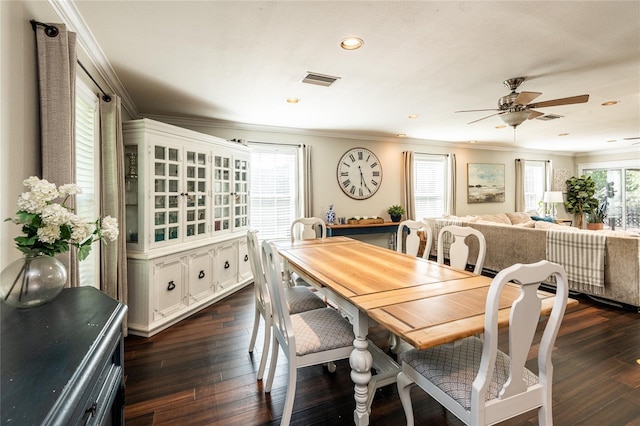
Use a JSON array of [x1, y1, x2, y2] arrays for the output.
[[301, 72, 341, 87], [536, 114, 564, 121]]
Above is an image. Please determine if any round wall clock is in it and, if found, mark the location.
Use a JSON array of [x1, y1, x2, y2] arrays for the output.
[[336, 147, 383, 199]]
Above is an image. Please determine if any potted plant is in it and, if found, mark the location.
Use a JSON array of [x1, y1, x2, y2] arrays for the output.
[[587, 199, 608, 230], [387, 204, 405, 222], [564, 175, 598, 229]]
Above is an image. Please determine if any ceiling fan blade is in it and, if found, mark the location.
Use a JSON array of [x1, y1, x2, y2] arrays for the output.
[[623, 137, 640, 140], [514, 91, 542, 105], [527, 110, 544, 120], [467, 111, 504, 124], [528, 94, 589, 108], [455, 108, 499, 113]]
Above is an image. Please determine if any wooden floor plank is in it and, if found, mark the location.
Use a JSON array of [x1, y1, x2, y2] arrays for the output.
[[124, 284, 640, 425]]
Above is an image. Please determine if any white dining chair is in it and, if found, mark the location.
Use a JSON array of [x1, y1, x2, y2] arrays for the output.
[[397, 260, 569, 426], [290, 217, 326, 242], [437, 225, 486, 274], [262, 240, 354, 426], [246, 230, 327, 380]]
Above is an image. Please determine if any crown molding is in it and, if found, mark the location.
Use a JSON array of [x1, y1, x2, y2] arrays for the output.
[[48, 0, 140, 119], [143, 113, 578, 157]]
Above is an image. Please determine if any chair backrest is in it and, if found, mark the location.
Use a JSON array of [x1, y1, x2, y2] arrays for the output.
[[395, 220, 433, 259], [290, 217, 326, 242], [472, 260, 569, 423], [261, 240, 295, 358], [437, 225, 486, 274], [247, 230, 270, 316]]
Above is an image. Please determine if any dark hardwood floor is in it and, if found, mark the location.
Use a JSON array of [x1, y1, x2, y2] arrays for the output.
[[123, 284, 640, 425]]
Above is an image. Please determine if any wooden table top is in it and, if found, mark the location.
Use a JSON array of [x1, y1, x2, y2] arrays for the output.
[[277, 237, 577, 350]]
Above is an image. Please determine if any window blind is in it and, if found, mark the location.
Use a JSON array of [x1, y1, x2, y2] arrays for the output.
[[249, 145, 299, 240], [414, 154, 447, 219], [75, 83, 99, 287]]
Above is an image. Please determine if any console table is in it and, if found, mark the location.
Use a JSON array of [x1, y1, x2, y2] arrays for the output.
[[1, 287, 127, 425], [326, 222, 399, 236], [326, 222, 399, 249]]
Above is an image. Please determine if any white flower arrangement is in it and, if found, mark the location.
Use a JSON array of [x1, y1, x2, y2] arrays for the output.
[[7, 176, 119, 260]]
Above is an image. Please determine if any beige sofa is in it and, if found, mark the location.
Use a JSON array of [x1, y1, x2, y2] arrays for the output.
[[428, 213, 640, 309]]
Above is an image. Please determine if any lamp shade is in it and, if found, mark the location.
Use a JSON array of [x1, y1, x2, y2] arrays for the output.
[[543, 191, 564, 203]]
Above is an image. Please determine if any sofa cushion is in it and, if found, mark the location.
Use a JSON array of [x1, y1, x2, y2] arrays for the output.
[[468, 213, 511, 225], [506, 212, 532, 225], [514, 220, 535, 228]]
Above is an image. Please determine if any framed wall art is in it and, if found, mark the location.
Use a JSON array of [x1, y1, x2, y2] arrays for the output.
[[553, 168, 570, 193], [467, 163, 505, 203]]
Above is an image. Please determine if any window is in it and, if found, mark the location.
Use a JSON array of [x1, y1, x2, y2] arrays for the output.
[[523, 160, 547, 212], [581, 161, 640, 231], [75, 81, 100, 287], [414, 154, 448, 219], [249, 143, 302, 240]]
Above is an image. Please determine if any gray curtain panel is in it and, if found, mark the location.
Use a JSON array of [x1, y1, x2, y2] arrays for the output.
[[402, 151, 415, 220], [35, 23, 78, 286], [303, 145, 313, 217], [447, 153, 456, 216], [99, 95, 128, 334], [515, 159, 526, 212]]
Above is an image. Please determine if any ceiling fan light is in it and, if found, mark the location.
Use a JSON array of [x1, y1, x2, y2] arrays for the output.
[[500, 110, 530, 128]]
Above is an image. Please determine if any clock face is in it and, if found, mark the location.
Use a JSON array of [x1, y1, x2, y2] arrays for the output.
[[336, 147, 383, 200]]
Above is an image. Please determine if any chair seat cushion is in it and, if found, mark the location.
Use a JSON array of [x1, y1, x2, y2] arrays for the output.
[[291, 308, 354, 356], [285, 286, 326, 314], [400, 336, 538, 410]]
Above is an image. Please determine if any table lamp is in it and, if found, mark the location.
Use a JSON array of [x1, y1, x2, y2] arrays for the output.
[[543, 191, 564, 219]]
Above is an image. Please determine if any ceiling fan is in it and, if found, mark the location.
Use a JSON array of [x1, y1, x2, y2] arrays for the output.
[[456, 77, 589, 128]]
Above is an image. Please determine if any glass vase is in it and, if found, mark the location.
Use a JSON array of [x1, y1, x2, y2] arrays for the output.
[[0, 254, 67, 308]]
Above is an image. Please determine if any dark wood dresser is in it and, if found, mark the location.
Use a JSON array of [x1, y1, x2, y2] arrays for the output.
[[1, 287, 127, 425]]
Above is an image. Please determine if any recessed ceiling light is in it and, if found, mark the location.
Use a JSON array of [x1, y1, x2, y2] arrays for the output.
[[559, 133, 570, 136], [601, 100, 619, 106], [607, 139, 617, 143], [408, 114, 419, 119], [397, 133, 406, 138], [286, 98, 300, 103], [340, 37, 364, 50], [469, 140, 477, 144], [495, 124, 506, 129]]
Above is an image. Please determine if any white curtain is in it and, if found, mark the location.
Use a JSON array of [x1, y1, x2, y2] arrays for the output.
[[446, 153, 456, 215], [99, 95, 128, 333], [35, 22, 78, 286], [515, 159, 526, 212], [402, 151, 415, 220]]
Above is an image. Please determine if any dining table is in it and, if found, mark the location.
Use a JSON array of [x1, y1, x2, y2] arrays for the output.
[[274, 236, 577, 426]]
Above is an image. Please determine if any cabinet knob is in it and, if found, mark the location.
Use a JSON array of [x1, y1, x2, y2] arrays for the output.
[[167, 280, 176, 291], [224, 261, 230, 269], [198, 270, 205, 279], [244, 254, 249, 262]]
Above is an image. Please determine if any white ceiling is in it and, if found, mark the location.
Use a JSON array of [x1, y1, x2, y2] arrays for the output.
[[72, 1, 640, 154]]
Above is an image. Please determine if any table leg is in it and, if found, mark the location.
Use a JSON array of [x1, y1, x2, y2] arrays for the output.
[[350, 310, 372, 426]]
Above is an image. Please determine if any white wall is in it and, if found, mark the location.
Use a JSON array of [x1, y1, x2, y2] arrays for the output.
[[183, 123, 576, 221], [1, 1, 58, 268]]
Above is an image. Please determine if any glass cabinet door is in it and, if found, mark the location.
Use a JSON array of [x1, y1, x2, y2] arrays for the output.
[[153, 145, 181, 244], [184, 149, 209, 239], [212, 154, 232, 233], [233, 157, 249, 230]]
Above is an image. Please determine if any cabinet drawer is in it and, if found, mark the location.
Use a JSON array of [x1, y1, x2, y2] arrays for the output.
[[69, 329, 124, 425], [154, 256, 187, 318], [189, 250, 213, 302], [216, 243, 237, 291]]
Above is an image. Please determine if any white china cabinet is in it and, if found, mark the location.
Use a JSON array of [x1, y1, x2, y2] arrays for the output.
[[123, 119, 251, 336]]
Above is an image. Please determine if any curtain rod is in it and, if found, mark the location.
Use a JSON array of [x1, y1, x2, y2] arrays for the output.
[[30, 20, 112, 102]]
